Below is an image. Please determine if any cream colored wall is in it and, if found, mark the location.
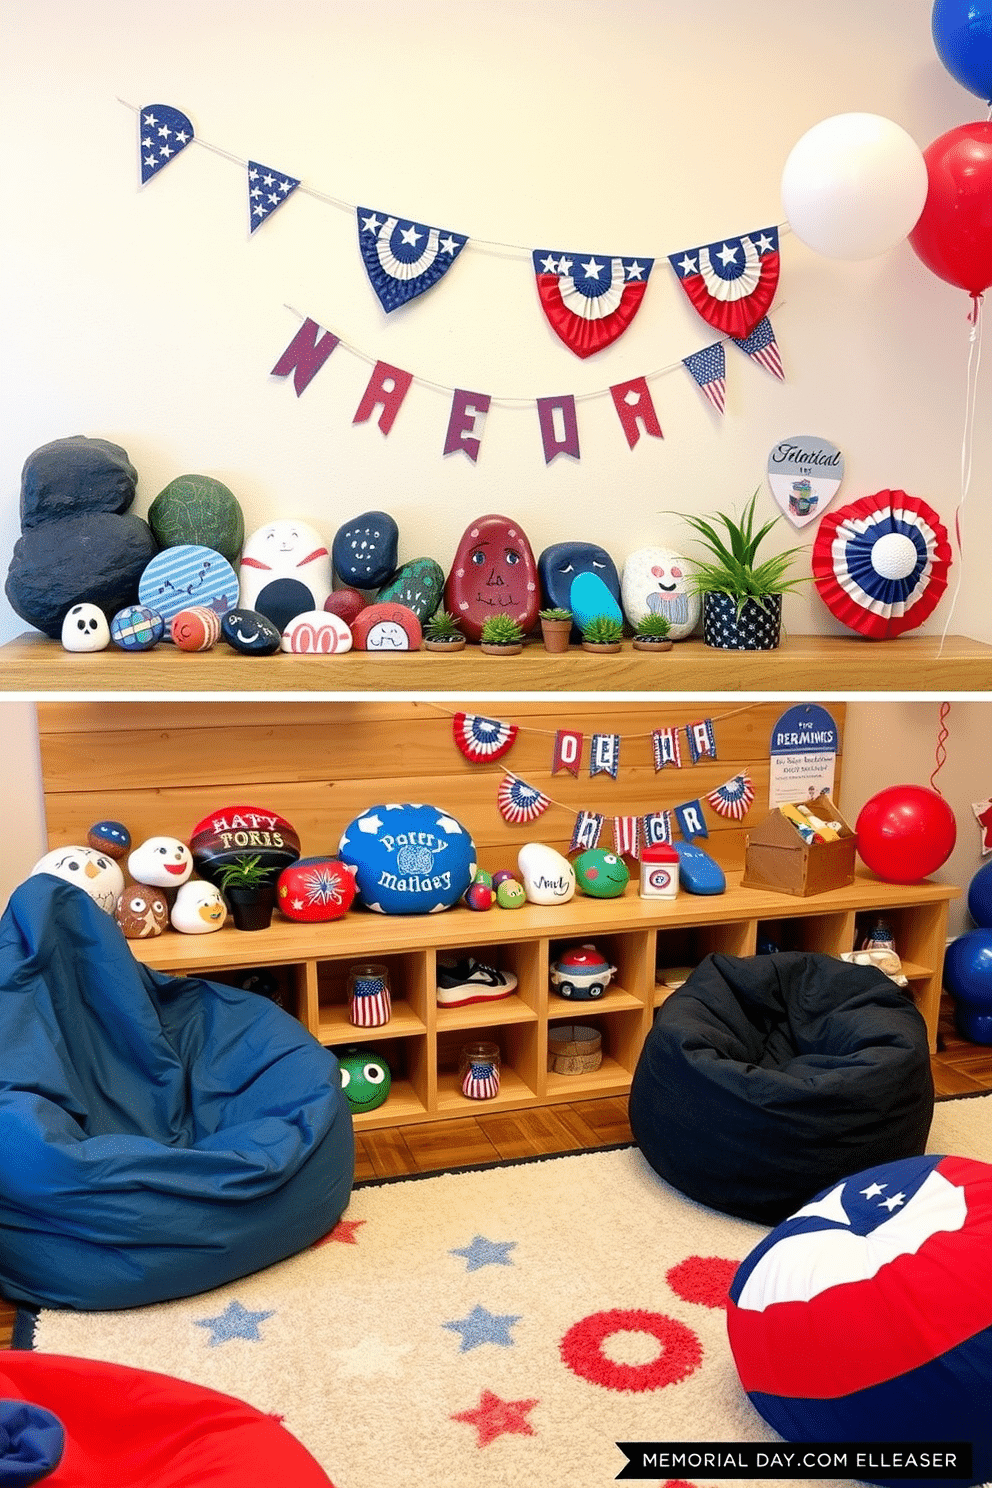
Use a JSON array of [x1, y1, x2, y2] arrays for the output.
[[0, 704, 48, 909], [1, 0, 988, 646]]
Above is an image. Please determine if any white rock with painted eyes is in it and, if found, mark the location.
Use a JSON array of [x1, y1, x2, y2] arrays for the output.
[[61, 603, 110, 652], [171, 880, 227, 934], [31, 845, 125, 913], [621, 546, 701, 639], [127, 835, 194, 888]]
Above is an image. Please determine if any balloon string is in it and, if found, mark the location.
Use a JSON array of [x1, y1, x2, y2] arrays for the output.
[[929, 701, 950, 794], [937, 295, 983, 657]]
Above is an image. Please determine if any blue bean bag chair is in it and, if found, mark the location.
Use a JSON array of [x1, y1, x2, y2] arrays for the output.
[[0, 876, 354, 1311]]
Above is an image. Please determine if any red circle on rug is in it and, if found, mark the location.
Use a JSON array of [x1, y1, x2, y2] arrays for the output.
[[666, 1255, 739, 1308], [559, 1308, 702, 1392]]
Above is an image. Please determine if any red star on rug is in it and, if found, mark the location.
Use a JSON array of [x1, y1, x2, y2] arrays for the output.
[[451, 1389, 539, 1447], [313, 1218, 366, 1246]]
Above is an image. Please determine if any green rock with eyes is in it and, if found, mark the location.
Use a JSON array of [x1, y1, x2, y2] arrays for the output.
[[337, 1046, 392, 1112], [573, 849, 630, 899]]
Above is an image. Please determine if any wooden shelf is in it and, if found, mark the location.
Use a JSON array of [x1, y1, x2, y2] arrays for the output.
[[4, 630, 992, 693]]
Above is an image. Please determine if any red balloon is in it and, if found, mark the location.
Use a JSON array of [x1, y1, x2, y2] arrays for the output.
[[855, 785, 957, 884], [908, 122, 992, 297]]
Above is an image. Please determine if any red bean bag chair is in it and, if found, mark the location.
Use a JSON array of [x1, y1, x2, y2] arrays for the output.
[[0, 1353, 333, 1487]]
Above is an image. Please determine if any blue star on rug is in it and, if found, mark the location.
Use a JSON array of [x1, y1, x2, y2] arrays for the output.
[[449, 1235, 518, 1271], [442, 1303, 521, 1352], [194, 1299, 275, 1347]]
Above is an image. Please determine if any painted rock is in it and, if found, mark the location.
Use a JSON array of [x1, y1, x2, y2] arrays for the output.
[[239, 520, 331, 630], [115, 886, 170, 938], [6, 512, 158, 638], [517, 842, 576, 905], [465, 879, 494, 911], [171, 605, 222, 651], [444, 514, 540, 643], [350, 602, 422, 651], [496, 878, 527, 909], [574, 848, 631, 898], [20, 436, 137, 528], [621, 547, 701, 639], [337, 1046, 391, 1113], [220, 607, 281, 655], [377, 558, 445, 623], [277, 857, 357, 923], [338, 803, 477, 915], [138, 545, 240, 634], [31, 846, 125, 914], [280, 609, 352, 654], [538, 541, 621, 624], [323, 589, 367, 627], [549, 943, 616, 999], [111, 604, 164, 651], [147, 474, 244, 562], [569, 570, 623, 632], [127, 836, 193, 888], [492, 870, 517, 887], [61, 602, 110, 652], [190, 805, 301, 887], [332, 511, 399, 590], [170, 879, 228, 934], [87, 820, 131, 859]]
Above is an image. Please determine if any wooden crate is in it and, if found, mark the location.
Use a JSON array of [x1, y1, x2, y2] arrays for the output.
[[742, 793, 857, 897]]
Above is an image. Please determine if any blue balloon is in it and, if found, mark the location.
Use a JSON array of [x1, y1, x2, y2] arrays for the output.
[[968, 859, 992, 927], [933, 0, 992, 103], [943, 928, 992, 1043]]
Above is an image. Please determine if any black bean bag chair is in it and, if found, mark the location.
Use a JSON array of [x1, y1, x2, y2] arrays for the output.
[[628, 951, 934, 1225]]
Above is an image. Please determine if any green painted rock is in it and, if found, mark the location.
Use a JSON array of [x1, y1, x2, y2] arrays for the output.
[[377, 557, 444, 622], [148, 474, 244, 562]]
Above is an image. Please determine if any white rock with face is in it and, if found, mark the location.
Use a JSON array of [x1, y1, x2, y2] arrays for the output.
[[171, 879, 227, 934], [61, 603, 110, 652], [31, 846, 125, 913], [127, 835, 194, 888], [517, 842, 576, 905], [621, 547, 701, 639], [239, 521, 331, 610]]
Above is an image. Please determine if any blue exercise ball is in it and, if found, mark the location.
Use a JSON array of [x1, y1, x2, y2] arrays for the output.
[[968, 859, 992, 927], [943, 929, 992, 1043]]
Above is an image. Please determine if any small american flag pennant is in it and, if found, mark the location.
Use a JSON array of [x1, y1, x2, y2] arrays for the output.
[[686, 719, 717, 764], [570, 811, 604, 852], [652, 727, 682, 770], [248, 160, 301, 233], [613, 815, 641, 858], [590, 734, 620, 778], [683, 343, 726, 415], [641, 810, 673, 847], [730, 315, 784, 380]]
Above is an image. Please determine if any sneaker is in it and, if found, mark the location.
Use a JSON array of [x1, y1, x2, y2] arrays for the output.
[[436, 956, 518, 1006]]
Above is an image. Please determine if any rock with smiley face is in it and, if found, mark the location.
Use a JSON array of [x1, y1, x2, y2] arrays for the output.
[[621, 546, 700, 640], [239, 520, 332, 631], [170, 879, 228, 934], [127, 835, 194, 889], [31, 845, 125, 914], [445, 514, 539, 643], [115, 885, 170, 939], [138, 544, 240, 636], [221, 607, 282, 655], [350, 602, 422, 651]]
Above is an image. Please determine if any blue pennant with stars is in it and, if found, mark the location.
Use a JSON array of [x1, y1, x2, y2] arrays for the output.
[[139, 104, 195, 186], [248, 160, 301, 233], [357, 206, 468, 312]]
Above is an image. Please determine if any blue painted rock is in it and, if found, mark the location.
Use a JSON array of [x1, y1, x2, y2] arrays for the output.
[[377, 558, 445, 622], [6, 512, 158, 638], [444, 513, 540, 643], [20, 436, 137, 528], [337, 1047, 391, 1113], [127, 836, 193, 888], [239, 520, 331, 629], [87, 820, 131, 859], [277, 857, 357, 923], [170, 880, 227, 934], [332, 511, 399, 589], [220, 607, 281, 654], [574, 849, 630, 898], [115, 884, 169, 939], [190, 805, 301, 887], [138, 545, 239, 634], [111, 604, 165, 650], [569, 569, 624, 632], [171, 606, 221, 651], [148, 474, 244, 562], [338, 803, 477, 915], [350, 602, 421, 651], [61, 602, 110, 652], [538, 541, 621, 624], [621, 546, 701, 640], [280, 610, 352, 654], [31, 846, 125, 914], [517, 842, 575, 905]]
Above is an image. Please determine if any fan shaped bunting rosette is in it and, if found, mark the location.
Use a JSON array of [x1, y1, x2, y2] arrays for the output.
[[811, 490, 952, 640]]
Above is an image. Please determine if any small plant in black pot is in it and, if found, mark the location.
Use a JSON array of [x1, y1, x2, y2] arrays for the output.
[[214, 853, 279, 931], [632, 613, 673, 652]]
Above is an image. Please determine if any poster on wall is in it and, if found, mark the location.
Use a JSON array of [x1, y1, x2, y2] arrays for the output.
[[766, 436, 844, 529], [768, 704, 839, 808]]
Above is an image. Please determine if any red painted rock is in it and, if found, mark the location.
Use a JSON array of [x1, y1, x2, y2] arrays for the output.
[[190, 805, 301, 887], [171, 605, 221, 651], [323, 589, 367, 627], [280, 610, 352, 654], [277, 857, 357, 922], [350, 602, 422, 652], [444, 514, 540, 643], [464, 879, 495, 911]]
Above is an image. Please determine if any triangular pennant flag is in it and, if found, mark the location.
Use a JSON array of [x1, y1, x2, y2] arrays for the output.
[[668, 226, 779, 339], [613, 816, 641, 858], [729, 315, 784, 380], [641, 810, 672, 847], [497, 775, 551, 825], [570, 811, 604, 852], [706, 773, 755, 821], [590, 733, 620, 778], [139, 105, 195, 185], [532, 249, 653, 358], [685, 719, 717, 764], [357, 207, 467, 313], [683, 343, 726, 415], [248, 161, 301, 233], [452, 712, 518, 763]]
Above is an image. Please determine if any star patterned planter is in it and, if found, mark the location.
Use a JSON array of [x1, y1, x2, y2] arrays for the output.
[[702, 592, 782, 650]]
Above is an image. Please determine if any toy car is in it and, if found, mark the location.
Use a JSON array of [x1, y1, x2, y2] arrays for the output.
[[549, 944, 616, 1000]]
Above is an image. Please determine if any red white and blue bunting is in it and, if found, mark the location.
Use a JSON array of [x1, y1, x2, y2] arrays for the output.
[[452, 712, 519, 763]]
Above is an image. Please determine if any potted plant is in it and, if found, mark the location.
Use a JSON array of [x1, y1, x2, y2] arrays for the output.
[[632, 613, 673, 652], [538, 607, 572, 654], [214, 853, 279, 931], [479, 615, 525, 655], [580, 614, 624, 653], [422, 608, 466, 653], [679, 490, 806, 651]]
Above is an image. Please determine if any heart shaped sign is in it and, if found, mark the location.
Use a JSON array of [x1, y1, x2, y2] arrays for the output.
[[767, 436, 844, 529]]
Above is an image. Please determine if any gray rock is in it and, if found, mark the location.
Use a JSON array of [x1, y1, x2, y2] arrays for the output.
[[20, 436, 138, 528], [5, 512, 158, 637]]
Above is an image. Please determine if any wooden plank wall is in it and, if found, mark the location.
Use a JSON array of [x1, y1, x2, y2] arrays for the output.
[[36, 700, 846, 876]]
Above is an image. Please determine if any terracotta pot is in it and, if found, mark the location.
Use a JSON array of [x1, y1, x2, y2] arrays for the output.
[[423, 637, 466, 653], [480, 641, 524, 656], [539, 618, 572, 653], [632, 637, 673, 652], [703, 593, 782, 650], [580, 640, 622, 654], [225, 884, 276, 931]]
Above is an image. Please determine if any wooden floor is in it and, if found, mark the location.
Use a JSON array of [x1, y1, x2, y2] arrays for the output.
[[3, 996, 989, 1350]]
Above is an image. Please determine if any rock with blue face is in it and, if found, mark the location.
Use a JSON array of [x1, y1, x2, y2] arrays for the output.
[[538, 541, 621, 630]]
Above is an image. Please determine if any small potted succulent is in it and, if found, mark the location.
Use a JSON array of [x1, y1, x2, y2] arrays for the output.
[[632, 612, 673, 652], [479, 615, 525, 655], [213, 852, 279, 931], [422, 608, 466, 653], [580, 614, 624, 653], [538, 607, 572, 654]]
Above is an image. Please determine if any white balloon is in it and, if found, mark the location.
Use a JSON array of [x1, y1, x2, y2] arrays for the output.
[[781, 113, 928, 260]]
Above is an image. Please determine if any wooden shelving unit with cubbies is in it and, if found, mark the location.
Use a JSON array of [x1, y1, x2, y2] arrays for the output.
[[126, 869, 958, 1133]]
